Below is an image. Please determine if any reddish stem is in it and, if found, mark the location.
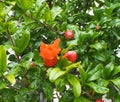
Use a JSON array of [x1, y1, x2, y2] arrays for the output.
[[6, 28, 20, 63]]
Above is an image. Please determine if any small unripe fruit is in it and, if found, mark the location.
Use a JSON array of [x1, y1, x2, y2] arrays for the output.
[[64, 30, 74, 40], [63, 51, 77, 63], [96, 25, 101, 30], [30, 62, 35, 67]]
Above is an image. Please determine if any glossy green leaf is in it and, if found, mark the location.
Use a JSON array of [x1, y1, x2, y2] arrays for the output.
[[17, 0, 34, 11], [49, 68, 66, 82], [79, 65, 87, 83], [6, 74, 16, 85], [87, 82, 109, 94], [112, 30, 120, 40], [105, 3, 120, 15], [113, 94, 120, 102], [13, 30, 30, 54], [36, 0, 46, 7], [112, 66, 120, 77], [67, 74, 81, 97], [35, 2, 52, 22], [90, 40, 107, 51], [103, 62, 114, 79], [44, 8, 52, 22], [87, 64, 103, 81], [93, 8, 104, 21], [60, 90, 74, 102], [42, 81, 53, 101], [92, 52, 107, 62], [74, 96, 90, 102], [111, 78, 120, 89], [0, 45, 7, 76], [55, 78, 66, 92], [97, 78, 109, 87], [0, 81, 7, 90], [110, 19, 120, 27], [0, 4, 14, 19], [51, 6, 62, 20]]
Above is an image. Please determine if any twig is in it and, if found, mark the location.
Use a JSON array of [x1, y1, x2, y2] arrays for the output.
[[6, 28, 20, 63], [7, 28, 14, 46], [24, 13, 60, 34], [7, 84, 19, 90]]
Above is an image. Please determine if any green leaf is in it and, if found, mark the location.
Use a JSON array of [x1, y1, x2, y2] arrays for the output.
[[42, 81, 53, 101], [36, 0, 46, 7], [93, 8, 104, 21], [0, 81, 7, 90], [6, 74, 16, 85], [113, 94, 120, 102], [13, 29, 30, 54], [112, 30, 120, 40], [79, 65, 87, 83], [0, 45, 7, 76], [92, 52, 107, 62], [51, 6, 62, 20], [74, 96, 90, 102], [0, 4, 14, 19], [90, 40, 107, 51], [44, 8, 52, 22], [55, 78, 66, 92], [35, 2, 52, 22], [103, 62, 114, 79], [49, 68, 66, 82], [67, 74, 81, 97], [110, 19, 120, 27], [87, 64, 103, 81], [111, 78, 120, 89], [105, 3, 120, 15], [17, 0, 34, 11], [97, 78, 109, 87], [112, 66, 120, 77], [60, 90, 74, 102], [87, 82, 109, 94]]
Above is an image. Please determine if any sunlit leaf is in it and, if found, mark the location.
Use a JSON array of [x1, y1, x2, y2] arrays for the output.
[[74, 96, 90, 102], [67, 74, 81, 97], [0, 45, 7, 76], [90, 40, 107, 51], [17, 0, 34, 11], [105, 3, 120, 15], [0, 81, 7, 90], [49, 68, 66, 82], [13, 29, 30, 54], [111, 78, 120, 89], [103, 62, 114, 79], [87, 64, 103, 81], [51, 6, 62, 20], [6, 74, 16, 85], [87, 82, 109, 94]]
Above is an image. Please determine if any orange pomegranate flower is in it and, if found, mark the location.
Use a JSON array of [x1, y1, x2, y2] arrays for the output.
[[40, 38, 61, 67]]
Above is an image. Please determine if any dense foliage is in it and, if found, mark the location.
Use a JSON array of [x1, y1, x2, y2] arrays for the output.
[[0, 0, 120, 102]]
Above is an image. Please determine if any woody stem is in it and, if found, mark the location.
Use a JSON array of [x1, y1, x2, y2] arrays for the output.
[[6, 28, 20, 63]]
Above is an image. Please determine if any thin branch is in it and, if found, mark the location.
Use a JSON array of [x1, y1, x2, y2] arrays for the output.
[[7, 28, 14, 46], [24, 13, 60, 34], [6, 28, 20, 63], [7, 85, 19, 90]]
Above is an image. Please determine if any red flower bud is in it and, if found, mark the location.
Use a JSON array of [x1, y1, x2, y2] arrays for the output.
[[64, 30, 74, 40], [63, 51, 77, 63]]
